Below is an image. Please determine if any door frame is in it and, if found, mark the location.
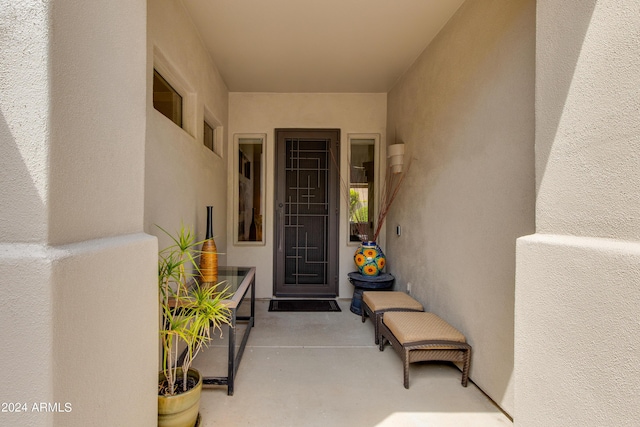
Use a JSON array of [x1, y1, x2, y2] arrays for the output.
[[273, 128, 340, 297]]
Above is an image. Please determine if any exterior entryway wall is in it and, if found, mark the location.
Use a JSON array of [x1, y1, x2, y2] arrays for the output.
[[515, 1, 640, 426], [385, 0, 537, 416], [0, 1, 156, 426], [145, 0, 230, 253]]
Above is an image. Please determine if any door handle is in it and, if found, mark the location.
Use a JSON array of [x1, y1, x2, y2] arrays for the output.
[[277, 202, 284, 252]]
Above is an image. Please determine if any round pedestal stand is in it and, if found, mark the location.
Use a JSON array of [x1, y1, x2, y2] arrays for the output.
[[347, 272, 395, 315]]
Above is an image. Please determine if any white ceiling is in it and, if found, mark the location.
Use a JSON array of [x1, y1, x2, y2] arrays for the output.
[[181, 0, 466, 93]]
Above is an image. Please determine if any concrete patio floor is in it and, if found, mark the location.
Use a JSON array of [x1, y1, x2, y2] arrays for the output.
[[192, 299, 513, 427]]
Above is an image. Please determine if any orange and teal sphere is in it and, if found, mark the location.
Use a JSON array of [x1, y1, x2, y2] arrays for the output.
[[354, 242, 386, 276]]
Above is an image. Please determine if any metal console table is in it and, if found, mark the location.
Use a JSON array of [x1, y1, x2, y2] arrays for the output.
[[178, 266, 255, 396]]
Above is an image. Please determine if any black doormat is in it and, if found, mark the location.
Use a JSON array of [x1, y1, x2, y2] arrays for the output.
[[269, 299, 341, 312]]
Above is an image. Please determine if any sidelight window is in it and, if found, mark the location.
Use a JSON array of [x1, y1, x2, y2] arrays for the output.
[[234, 134, 266, 245], [348, 135, 379, 243]]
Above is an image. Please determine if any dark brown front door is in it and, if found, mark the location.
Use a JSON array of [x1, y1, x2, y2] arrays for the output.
[[274, 129, 340, 297]]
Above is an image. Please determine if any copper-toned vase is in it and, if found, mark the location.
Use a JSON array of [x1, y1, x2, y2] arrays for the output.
[[200, 206, 218, 284]]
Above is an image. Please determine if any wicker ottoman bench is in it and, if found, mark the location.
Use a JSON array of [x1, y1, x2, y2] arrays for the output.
[[379, 311, 472, 389], [361, 291, 424, 344]]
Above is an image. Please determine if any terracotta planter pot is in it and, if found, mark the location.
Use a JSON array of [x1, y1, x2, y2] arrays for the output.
[[158, 368, 202, 427]]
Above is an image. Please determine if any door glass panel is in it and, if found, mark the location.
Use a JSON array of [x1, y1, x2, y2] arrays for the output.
[[284, 138, 329, 285]]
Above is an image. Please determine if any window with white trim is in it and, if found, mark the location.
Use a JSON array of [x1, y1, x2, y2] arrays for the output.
[[153, 69, 182, 128], [203, 108, 223, 157]]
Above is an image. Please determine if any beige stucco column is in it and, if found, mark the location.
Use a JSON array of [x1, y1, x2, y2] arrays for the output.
[[515, 1, 640, 426], [0, 1, 157, 426]]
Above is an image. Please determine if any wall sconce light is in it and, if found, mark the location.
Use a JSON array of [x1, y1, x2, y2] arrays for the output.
[[387, 143, 405, 174]]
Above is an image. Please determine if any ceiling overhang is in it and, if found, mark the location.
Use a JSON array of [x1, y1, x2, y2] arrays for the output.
[[181, 0, 465, 93]]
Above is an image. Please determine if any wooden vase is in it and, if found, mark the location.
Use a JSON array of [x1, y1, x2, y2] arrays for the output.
[[200, 206, 218, 284]]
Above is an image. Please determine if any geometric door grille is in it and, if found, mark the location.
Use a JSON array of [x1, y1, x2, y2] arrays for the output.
[[284, 138, 330, 285], [275, 129, 340, 297]]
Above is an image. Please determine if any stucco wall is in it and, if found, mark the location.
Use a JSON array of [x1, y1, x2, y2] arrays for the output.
[[385, 0, 536, 415], [515, 1, 640, 426], [1, 4, 57, 419], [227, 93, 387, 298], [534, 0, 640, 242], [145, 0, 230, 255], [0, 0, 50, 243], [0, 1, 157, 426]]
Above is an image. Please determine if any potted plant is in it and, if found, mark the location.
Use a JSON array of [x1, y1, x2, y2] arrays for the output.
[[157, 225, 232, 427]]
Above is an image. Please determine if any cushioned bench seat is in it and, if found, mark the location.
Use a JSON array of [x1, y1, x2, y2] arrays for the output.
[[361, 291, 424, 344], [379, 311, 472, 389]]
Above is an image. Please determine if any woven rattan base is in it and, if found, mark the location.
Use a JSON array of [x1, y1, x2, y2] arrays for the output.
[[379, 312, 471, 389], [361, 291, 424, 344]]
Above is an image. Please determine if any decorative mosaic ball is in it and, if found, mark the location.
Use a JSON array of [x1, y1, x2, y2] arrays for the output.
[[354, 241, 386, 276]]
